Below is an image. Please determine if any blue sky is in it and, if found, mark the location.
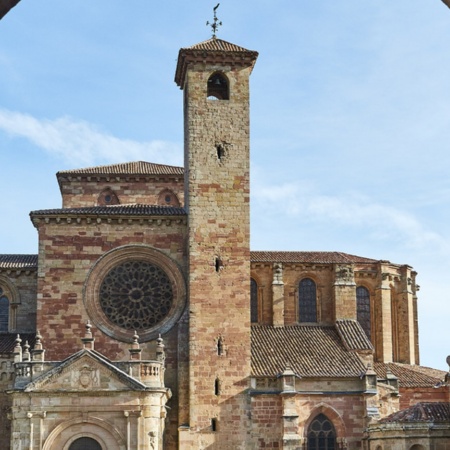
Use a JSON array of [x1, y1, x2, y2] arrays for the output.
[[1, 1, 449, 370]]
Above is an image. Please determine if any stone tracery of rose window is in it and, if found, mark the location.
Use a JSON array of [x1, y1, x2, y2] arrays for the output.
[[99, 261, 173, 331]]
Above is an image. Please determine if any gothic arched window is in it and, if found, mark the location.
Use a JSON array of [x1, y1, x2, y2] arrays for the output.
[[299, 278, 317, 323], [356, 286, 371, 339], [207, 72, 229, 100], [250, 278, 258, 323], [0, 288, 9, 333], [307, 413, 337, 450]]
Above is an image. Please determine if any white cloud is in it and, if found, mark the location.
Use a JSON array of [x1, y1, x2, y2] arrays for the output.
[[253, 179, 447, 252], [0, 108, 183, 167]]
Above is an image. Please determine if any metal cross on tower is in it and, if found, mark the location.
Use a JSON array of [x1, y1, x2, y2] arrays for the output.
[[206, 3, 222, 38]]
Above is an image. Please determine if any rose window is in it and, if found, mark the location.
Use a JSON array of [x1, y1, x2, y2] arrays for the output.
[[99, 260, 173, 331]]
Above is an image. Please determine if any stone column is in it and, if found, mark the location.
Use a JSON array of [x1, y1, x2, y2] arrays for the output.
[[272, 263, 285, 326], [375, 263, 393, 362]]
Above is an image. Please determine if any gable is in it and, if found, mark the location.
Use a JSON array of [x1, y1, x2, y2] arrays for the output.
[[23, 351, 146, 392]]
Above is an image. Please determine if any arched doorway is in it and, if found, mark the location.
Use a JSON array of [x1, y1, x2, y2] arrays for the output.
[[68, 437, 102, 450]]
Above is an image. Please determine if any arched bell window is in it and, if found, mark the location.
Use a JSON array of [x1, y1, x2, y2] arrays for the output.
[[207, 72, 229, 100], [356, 286, 371, 339], [299, 278, 317, 323], [307, 413, 337, 450]]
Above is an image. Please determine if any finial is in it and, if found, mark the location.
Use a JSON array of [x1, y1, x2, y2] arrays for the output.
[[23, 340, 31, 361], [206, 3, 222, 39], [156, 334, 166, 362], [81, 320, 94, 350], [129, 331, 141, 360]]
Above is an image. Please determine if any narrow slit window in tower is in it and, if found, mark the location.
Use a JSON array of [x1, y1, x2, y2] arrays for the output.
[[215, 378, 221, 395]]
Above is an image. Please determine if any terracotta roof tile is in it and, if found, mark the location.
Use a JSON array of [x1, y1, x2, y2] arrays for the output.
[[250, 251, 378, 264], [175, 38, 258, 87], [374, 362, 447, 388], [186, 38, 255, 53], [30, 204, 186, 217], [251, 325, 366, 378], [0, 255, 38, 269], [380, 402, 450, 423], [57, 161, 184, 177], [0, 333, 36, 353], [335, 319, 374, 351]]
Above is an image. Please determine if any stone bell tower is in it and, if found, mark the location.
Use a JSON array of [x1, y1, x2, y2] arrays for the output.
[[175, 36, 258, 448]]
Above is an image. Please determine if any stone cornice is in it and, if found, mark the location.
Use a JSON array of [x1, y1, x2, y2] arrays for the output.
[[31, 215, 187, 228]]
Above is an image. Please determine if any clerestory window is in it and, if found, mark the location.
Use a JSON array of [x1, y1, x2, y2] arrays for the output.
[[356, 286, 371, 339], [0, 288, 9, 333], [250, 278, 258, 323], [299, 278, 317, 323]]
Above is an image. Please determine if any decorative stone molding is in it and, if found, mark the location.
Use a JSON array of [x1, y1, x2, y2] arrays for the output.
[[334, 264, 355, 286], [32, 215, 187, 227]]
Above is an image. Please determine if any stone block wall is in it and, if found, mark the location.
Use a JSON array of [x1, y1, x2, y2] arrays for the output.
[[58, 175, 184, 208], [33, 218, 186, 361]]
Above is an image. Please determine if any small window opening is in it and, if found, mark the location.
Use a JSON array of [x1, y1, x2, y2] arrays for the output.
[[217, 336, 224, 355], [207, 72, 229, 100], [215, 257, 223, 272], [98, 189, 119, 206], [211, 418, 218, 432], [158, 189, 180, 207], [215, 378, 221, 395], [216, 144, 225, 160]]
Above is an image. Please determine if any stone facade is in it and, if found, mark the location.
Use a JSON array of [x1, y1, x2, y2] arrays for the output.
[[0, 36, 449, 450]]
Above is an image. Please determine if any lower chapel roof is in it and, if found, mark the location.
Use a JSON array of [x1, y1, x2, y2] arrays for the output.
[[251, 323, 367, 378], [374, 362, 447, 388], [380, 402, 450, 424]]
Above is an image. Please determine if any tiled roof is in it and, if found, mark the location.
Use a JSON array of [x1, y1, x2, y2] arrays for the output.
[[251, 325, 366, 378], [0, 333, 36, 353], [380, 402, 450, 423], [374, 362, 447, 388], [335, 319, 374, 351], [30, 204, 187, 217], [186, 38, 255, 53], [0, 255, 38, 269], [57, 161, 184, 177], [250, 251, 378, 264]]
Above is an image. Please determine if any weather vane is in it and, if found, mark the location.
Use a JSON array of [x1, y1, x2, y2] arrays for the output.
[[206, 3, 222, 39]]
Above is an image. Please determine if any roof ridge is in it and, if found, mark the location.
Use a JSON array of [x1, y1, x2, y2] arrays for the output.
[[57, 161, 184, 176]]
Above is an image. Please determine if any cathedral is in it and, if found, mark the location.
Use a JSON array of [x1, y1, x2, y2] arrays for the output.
[[0, 19, 450, 450]]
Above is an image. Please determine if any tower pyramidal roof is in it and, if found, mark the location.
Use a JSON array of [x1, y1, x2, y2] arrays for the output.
[[175, 37, 258, 87]]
